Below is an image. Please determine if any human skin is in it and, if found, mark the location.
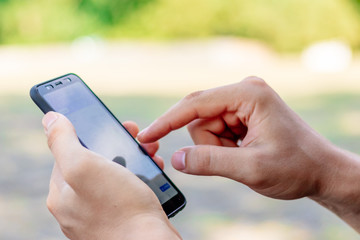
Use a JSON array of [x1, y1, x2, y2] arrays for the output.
[[43, 76, 360, 238], [138, 76, 360, 232], [42, 112, 181, 240]]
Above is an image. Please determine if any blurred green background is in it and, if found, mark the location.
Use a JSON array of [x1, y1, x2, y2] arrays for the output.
[[1, 0, 360, 51], [0, 0, 360, 239]]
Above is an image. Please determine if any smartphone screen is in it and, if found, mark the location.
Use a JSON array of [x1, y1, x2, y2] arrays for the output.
[[30, 74, 186, 217]]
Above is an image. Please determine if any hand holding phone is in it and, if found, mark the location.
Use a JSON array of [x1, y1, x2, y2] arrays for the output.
[[42, 112, 182, 240], [30, 73, 186, 217]]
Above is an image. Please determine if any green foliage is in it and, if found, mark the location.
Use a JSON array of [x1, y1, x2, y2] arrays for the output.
[[0, 0, 153, 44], [349, 0, 360, 9], [119, 0, 360, 51], [1, 0, 360, 51], [77, 0, 154, 25], [0, 0, 94, 43]]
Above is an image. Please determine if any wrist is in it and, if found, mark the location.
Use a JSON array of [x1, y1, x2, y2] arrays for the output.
[[107, 212, 182, 240], [310, 143, 360, 232]]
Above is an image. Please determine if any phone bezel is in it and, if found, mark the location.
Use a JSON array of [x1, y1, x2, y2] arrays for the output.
[[30, 73, 186, 218]]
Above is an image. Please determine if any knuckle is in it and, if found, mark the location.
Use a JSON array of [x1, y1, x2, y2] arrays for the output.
[[242, 76, 269, 93], [184, 90, 204, 102], [242, 76, 266, 86], [241, 76, 274, 104], [61, 226, 74, 239], [190, 146, 213, 174], [46, 126, 61, 150], [46, 194, 57, 215], [46, 120, 76, 151]]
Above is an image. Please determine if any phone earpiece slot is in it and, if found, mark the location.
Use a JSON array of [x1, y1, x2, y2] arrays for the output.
[[45, 85, 54, 90]]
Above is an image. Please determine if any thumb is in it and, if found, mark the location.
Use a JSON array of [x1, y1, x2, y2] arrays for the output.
[[42, 112, 124, 193], [42, 112, 84, 171], [171, 145, 257, 183]]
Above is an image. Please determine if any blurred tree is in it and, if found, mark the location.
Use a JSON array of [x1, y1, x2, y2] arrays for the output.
[[0, 0, 155, 44], [0, 0, 360, 52], [349, 0, 360, 10], [0, 0, 8, 42], [117, 0, 360, 51], [77, 0, 155, 25]]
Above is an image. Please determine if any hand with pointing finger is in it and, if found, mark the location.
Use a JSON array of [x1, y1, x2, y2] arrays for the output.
[[138, 76, 360, 232]]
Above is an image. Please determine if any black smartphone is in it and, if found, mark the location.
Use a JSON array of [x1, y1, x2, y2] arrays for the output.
[[30, 73, 186, 218]]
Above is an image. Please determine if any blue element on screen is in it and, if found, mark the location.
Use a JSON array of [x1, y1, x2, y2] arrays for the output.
[[160, 183, 171, 192]]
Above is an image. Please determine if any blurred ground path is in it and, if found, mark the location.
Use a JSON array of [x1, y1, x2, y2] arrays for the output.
[[0, 37, 359, 97], [0, 38, 359, 240]]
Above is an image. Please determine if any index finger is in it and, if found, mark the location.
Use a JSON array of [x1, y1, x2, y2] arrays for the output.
[[137, 82, 243, 143]]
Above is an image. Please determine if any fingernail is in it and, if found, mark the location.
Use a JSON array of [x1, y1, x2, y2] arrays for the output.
[[172, 151, 186, 170], [42, 112, 58, 132]]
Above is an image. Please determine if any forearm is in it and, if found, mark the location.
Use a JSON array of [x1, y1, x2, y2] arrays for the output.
[[310, 144, 360, 232]]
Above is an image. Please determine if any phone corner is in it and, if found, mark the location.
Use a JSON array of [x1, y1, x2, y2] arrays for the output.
[[29, 85, 39, 101]]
